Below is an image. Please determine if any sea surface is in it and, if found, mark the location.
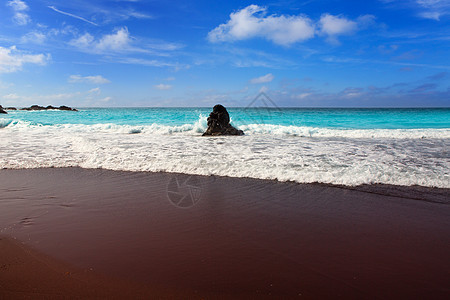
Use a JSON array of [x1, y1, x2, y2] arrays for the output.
[[1, 107, 449, 188]]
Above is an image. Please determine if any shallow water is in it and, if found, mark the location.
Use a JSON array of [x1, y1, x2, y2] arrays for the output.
[[1, 108, 449, 187]]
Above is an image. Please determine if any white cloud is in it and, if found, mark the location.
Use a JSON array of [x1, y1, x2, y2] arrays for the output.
[[21, 31, 46, 44], [12, 12, 30, 25], [1, 89, 112, 106], [155, 84, 172, 90], [208, 5, 375, 46], [319, 14, 356, 42], [380, 0, 450, 20], [318, 13, 375, 44], [49, 25, 77, 37], [127, 10, 153, 19], [3, 93, 20, 99], [416, 0, 450, 20], [69, 33, 94, 48], [68, 28, 183, 58], [319, 14, 358, 36], [69, 27, 133, 53], [88, 87, 101, 95], [208, 5, 315, 46], [7, 0, 30, 25], [69, 75, 111, 84], [357, 14, 377, 27], [0, 46, 50, 73], [419, 11, 442, 19], [146, 41, 184, 51], [43, 93, 80, 101], [8, 92, 81, 103], [7, 0, 27, 10], [417, 0, 448, 6], [250, 73, 274, 84], [341, 87, 364, 98], [295, 93, 312, 99], [96, 27, 131, 51], [100, 96, 112, 102], [117, 57, 189, 70]]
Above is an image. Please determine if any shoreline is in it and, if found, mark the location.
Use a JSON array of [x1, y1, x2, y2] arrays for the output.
[[1, 166, 449, 201], [1, 167, 449, 298]]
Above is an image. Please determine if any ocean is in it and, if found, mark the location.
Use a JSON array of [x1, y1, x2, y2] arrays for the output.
[[1, 107, 449, 188]]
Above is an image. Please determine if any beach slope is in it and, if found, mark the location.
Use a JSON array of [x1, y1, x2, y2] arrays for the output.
[[0, 168, 449, 298]]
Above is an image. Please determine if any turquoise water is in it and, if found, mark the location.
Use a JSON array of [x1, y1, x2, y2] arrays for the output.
[[1, 107, 449, 187], [2, 108, 449, 129]]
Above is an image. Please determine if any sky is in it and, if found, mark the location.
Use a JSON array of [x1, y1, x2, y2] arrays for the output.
[[0, 0, 449, 107]]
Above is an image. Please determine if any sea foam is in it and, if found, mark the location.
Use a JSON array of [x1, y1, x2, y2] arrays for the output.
[[1, 115, 449, 188], [2, 115, 449, 139], [0, 118, 13, 129]]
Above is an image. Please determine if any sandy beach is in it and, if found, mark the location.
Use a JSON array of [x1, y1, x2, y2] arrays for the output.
[[2, 0, 450, 298], [0, 167, 449, 299]]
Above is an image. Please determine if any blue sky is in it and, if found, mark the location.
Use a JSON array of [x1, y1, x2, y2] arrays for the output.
[[0, 0, 449, 107]]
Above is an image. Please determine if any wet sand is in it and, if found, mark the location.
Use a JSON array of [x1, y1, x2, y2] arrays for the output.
[[0, 168, 449, 299], [0, 236, 177, 299]]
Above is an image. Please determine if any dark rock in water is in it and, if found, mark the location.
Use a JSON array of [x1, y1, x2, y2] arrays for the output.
[[5, 107, 16, 110], [21, 105, 45, 111], [31, 105, 45, 110], [20, 105, 77, 112], [202, 104, 244, 136], [58, 105, 77, 111], [0, 105, 7, 114]]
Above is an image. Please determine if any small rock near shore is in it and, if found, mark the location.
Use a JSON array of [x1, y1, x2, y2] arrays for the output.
[[203, 104, 244, 136]]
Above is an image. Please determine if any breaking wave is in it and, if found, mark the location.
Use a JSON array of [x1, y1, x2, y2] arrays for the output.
[[1, 114, 449, 188], [2, 115, 449, 139]]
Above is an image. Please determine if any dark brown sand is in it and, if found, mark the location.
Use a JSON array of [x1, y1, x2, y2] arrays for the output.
[[0, 168, 449, 299], [0, 236, 177, 299]]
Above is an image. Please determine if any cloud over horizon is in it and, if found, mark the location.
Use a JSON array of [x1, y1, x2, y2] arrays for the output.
[[250, 73, 274, 84], [155, 83, 172, 90], [69, 75, 111, 84]]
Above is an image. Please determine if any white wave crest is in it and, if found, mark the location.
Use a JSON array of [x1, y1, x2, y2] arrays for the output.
[[2, 115, 449, 139], [239, 123, 450, 139], [1, 114, 209, 135], [0, 118, 13, 128], [1, 115, 449, 188]]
